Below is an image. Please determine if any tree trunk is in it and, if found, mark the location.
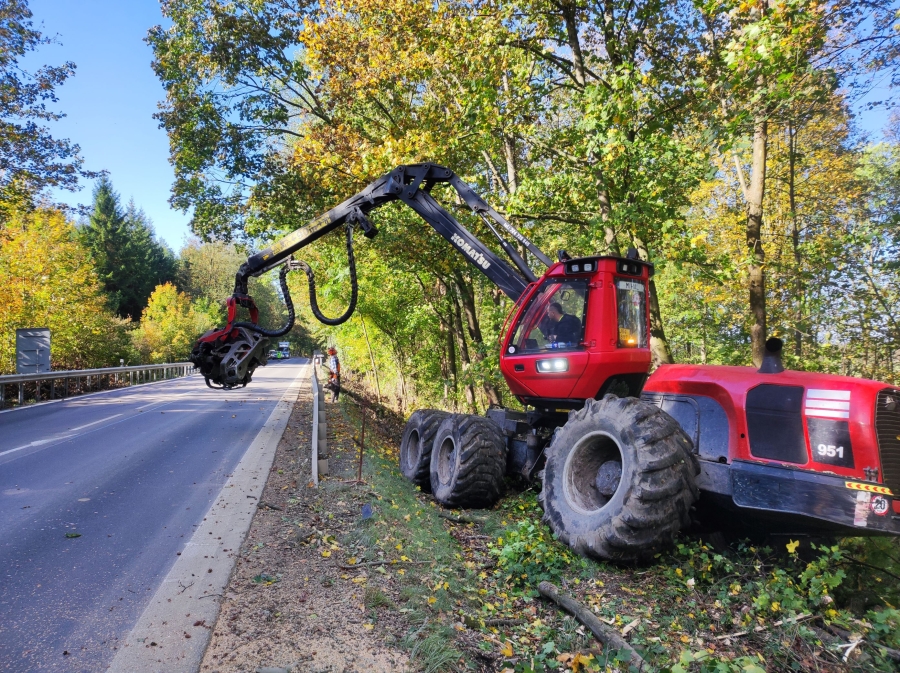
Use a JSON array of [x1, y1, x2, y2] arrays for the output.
[[453, 270, 502, 406], [359, 316, 382, 404], [503, 134, 518, 194], [747, 115, 768, 368], [647, 279, 673, 367], [788, 122, 803, 360], [442, 320, 457, 399], [450, 288, 478, 413], [559, 1, 586, 88], [632, 236, 673, 366]]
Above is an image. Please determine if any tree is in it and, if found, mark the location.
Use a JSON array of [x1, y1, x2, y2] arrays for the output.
[[132, 283, 215, 363], [0, 0, 96, 221], [0, 208, 132, 373], [152, 0, 900, 412], [79, 177, 176, 319], [177, 237, 290, 331]]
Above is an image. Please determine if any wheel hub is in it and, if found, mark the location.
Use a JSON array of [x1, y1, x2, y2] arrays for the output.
[[437, 437, 456, 485], [595, 460, 622, 497], [405, 429, 421, 470], [562, 431, 623, 514]]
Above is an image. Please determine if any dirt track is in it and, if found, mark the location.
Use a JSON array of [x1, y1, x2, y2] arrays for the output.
[[199, 378, 410, 673]]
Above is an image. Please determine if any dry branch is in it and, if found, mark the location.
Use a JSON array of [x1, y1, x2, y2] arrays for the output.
[[714, 613, 814, 640], [338, 559, 431, 570], [537, 581, 646, 670], [439, 511, 486, 525]]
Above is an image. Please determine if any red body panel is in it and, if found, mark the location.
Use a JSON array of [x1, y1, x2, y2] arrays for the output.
[[644, 364, 887, 485]]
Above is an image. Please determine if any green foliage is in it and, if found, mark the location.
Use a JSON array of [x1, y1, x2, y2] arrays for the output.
[[79, 177, 176, 320], [131, 282, 215, 363], [0, 0, 96, 223], [666, 539, 847, 623], [150, 0, 900, 405], [0, 208, 133, 373], [489, 519, 586, 587], [661, 649, 767, 673]]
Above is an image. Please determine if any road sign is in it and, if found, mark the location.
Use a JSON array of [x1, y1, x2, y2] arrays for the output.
[[16, 328, 50, 374]]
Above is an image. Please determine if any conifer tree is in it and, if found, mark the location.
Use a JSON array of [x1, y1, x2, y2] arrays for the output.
[[80, 177, 175, 319]]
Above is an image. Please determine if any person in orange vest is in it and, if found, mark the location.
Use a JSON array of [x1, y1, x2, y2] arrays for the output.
[[324, 346, 341, 402]]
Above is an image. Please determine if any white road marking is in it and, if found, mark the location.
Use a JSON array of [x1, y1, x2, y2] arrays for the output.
[[0, 413, 123, 458], [0, 439, 69, 458], [136, 395, 189, 411], [68, 414, 123, 432]]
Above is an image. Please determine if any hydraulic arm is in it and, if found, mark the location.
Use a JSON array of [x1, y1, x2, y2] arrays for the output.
[[190, 163, 551, 388]]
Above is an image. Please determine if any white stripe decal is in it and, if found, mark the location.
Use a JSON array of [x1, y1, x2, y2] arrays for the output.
[[807, 389, 851, 400], [805, 409, 850, 419], [805, 400, 851, 411]]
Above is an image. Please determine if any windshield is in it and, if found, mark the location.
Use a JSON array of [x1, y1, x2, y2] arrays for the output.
[[508, 279, 588, 353]]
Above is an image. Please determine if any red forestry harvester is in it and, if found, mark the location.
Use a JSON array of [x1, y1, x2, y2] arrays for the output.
[[192, 164, 900, 561]]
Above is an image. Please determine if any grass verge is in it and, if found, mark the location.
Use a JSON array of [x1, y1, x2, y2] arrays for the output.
[[334, 383, 900, 672]]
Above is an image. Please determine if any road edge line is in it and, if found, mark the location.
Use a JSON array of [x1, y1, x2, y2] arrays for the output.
[[105, 365, 308, 673]]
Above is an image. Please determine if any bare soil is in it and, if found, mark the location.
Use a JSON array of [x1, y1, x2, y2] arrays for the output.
[[198, 375, 411, 673]]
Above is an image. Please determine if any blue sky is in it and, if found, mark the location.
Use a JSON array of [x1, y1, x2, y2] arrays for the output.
[[23, 1, 895, 253], [27, 0, 191, 250]]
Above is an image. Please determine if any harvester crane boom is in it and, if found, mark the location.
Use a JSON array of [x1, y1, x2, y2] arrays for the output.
[[233, 163, 551, 303], [191, 163, 551, 389]]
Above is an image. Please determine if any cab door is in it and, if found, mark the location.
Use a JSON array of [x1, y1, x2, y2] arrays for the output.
[[501, 278, 590, 399]]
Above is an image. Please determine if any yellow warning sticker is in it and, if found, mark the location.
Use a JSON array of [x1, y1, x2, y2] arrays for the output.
[[845, 481, 893, 496]]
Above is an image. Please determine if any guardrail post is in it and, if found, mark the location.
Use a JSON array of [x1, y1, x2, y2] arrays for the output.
[[1, 384, 5, 409], [18, 382, 24, 406], [318, 383, 327, 463], [311, 363, 329, 484]]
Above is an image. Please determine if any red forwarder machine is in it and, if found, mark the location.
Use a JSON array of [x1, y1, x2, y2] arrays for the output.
[[191, 164, 900, 561]]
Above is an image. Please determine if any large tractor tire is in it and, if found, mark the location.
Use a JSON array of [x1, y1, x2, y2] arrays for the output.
[[399, 409, 450, 491], [539, 395, 699, 562], [430, 414, 506, 508]]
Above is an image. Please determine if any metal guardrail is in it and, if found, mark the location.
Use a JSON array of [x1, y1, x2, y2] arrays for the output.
[[310, 355, 328, 485], [0, 362, 195, 410]]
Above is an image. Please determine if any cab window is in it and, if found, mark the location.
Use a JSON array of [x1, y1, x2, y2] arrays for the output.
[[509, 280, 587, 353], [616, 279, 647, 348]]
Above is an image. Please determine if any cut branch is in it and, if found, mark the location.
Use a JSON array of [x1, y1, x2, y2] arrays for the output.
[[538, 581, 646, 669]]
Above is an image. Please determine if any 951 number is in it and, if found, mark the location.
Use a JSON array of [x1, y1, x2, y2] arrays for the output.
[[817, 444, 844, 459]]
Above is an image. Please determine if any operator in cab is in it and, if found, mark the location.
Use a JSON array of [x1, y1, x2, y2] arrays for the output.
[[540, 302, 581, 346]]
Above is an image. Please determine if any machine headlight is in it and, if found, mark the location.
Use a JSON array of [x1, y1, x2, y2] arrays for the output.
[[536, 358, 569, 373]]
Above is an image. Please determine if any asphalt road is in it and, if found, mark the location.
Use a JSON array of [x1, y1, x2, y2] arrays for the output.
[[0, 360, 306, 673]]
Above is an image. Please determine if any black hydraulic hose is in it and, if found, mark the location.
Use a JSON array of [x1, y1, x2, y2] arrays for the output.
[[295, 225, 358, 326], [234, 264, 296, 337]]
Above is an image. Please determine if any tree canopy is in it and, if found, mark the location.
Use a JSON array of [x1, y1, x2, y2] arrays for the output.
[[0, 208, 132, 372], [0, 0, 96, 220], [147, 0, 900, 409]]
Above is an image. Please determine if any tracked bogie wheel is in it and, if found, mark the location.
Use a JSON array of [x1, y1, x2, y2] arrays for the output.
[[399, 409, 451, 492], [539, 395, 699, 562], [429, 414, 506, 509]]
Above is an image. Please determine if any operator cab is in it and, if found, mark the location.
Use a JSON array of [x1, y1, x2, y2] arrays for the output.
[[500, 255, 653, 408]]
